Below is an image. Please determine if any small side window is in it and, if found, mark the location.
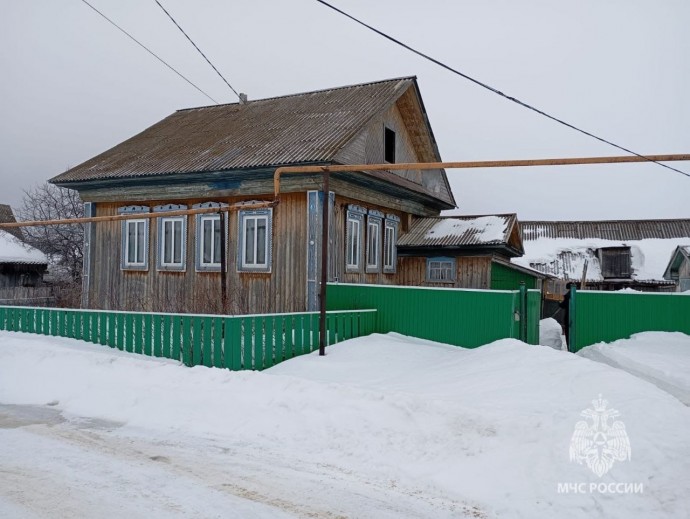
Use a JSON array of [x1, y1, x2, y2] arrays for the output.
[[426, 257, 456, 283]]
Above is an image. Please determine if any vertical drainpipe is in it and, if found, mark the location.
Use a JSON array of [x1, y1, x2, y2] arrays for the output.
[[319, 170, 330, 356], [219, 210, 227, 313]]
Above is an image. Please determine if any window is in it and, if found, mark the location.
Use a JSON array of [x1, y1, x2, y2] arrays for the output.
[[427, 257, 456, 283], [600, 247, 631, 279], [383, 217, 399, 273], [366, 214, 382, 273], [119, 206, 149, 271], [346, 209, 364, 272], [196, 214, 223, 270], [157, 216, 186, 270], [384, 127, 396, 163], [238, 209, 272, 272]]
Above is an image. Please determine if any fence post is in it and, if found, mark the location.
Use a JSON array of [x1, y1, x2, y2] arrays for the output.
[[519, 282, 527, 342], [568, 284, 577, 352]]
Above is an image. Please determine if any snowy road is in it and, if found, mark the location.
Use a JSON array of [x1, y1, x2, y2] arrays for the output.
[[2, 331, 690, 518]]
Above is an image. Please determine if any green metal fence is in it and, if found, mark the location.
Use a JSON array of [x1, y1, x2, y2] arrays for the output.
[[0, 306, 377, 370], [570, 290, 690, 352], [327, 283, 540, 348]]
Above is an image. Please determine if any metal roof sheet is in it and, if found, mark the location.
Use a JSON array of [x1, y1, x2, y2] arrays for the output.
[[521, 219, 690, 241], [51, 77, 414, 181], [398, 214, 516, 248]]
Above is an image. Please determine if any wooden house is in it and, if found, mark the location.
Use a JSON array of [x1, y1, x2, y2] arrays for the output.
[[50, 77, 460, 314], [394, 214, 546, 290], [0, 204, 49, 301], [663, 246, 690, 292]]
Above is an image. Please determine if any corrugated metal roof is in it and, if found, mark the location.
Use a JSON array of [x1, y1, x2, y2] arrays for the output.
[[51, 77, 416, 182], [0, 204, 24, 241], [521, 219, 690, 241], [398, 214, 516, 247]]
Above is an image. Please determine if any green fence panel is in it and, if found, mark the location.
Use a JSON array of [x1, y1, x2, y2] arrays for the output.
[[242, 318, 253, 370], [252, 317, 264, 369], [526, 290, 541, 345], [327, 283, 519, 348], [200, 317, 211, 367], [572, 291, 690, 352], [141, 314, 151, 356]]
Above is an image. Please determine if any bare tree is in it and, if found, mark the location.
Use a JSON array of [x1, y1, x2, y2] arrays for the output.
[[17, 183, 84, 282]]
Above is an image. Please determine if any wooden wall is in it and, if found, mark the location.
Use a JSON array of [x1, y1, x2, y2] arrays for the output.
[[88, 193, 308, 314]]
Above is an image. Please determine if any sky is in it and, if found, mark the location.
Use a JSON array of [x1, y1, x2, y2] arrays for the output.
[[1, 0, 688, 220]]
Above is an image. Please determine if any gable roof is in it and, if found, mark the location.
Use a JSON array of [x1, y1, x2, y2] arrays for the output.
[[0, 204, 24, 241], [50, 77, 454, 206], [398, 214, 523, 255], [663, 245, 690, 280]]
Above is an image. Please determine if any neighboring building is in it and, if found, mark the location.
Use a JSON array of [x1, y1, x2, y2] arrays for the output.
[[396, 214, 547, 290], [50, 77, 463, 314], [663, 246, 690, 292], [0, 204, 49, 296], [516, 219, 690, 296]]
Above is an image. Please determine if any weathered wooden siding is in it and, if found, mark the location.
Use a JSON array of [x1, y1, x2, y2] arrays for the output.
[[392, 256, 491, 289], [334, 102, 453, 206], [88, 193, 308, 314]]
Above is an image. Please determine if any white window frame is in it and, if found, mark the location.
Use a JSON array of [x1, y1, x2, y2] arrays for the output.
[[157, 216, 187, 271], [383, 218, 398, 274], [366, 214, 382, 273], [426, 257, 456, 283], [119, 206, 149, 271], [346, 209, 364, 273], [196, 214, 223, 271], [237, 208, 272, 273]]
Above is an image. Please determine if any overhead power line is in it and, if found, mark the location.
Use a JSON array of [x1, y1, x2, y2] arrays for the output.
[[153, 0, 241, 100], [80, 0, 218, 104], [316, 0, 690, 179]]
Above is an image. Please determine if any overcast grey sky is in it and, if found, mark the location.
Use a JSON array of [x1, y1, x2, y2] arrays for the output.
[[2, 0, 688, 220]]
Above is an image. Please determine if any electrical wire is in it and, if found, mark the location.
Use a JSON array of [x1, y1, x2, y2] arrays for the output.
[[153, 0, 241, 100], [316, 0, 690, 179], [80, 0, 218, 104], [154, 0, 240, 98]]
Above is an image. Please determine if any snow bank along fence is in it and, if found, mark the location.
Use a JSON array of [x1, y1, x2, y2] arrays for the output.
[[0, 306, 377, 370], [327, 283, 541, 347], [569, 289, 690, 352]]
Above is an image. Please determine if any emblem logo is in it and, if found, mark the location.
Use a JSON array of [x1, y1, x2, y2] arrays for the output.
[[569, 395, 631, 477]]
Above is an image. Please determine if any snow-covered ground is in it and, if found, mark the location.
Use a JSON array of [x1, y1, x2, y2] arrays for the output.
[[539, 317, 566, 350], [1, 330, 690, 518], [578, 332, 690, 405]]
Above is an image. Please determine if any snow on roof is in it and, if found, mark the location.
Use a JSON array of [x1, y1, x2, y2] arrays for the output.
[[398, 214, 515, 248], [513, 237, 690, 282], [0, 230, 48, 265]]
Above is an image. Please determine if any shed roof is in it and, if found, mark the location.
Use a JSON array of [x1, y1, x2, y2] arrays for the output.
[[398, 214, 520, 250], [663, 245, 690, 280], [0, 230, 48, 265], [50, 77, 454, 206], [521, 219, 690, 241]]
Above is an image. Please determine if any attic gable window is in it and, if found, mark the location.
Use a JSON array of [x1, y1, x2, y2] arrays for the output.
[[238, 208, 273, 273], [599, 247, 631, 279], [384, 127, 396, 164], [119, 205, 149, 271]]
